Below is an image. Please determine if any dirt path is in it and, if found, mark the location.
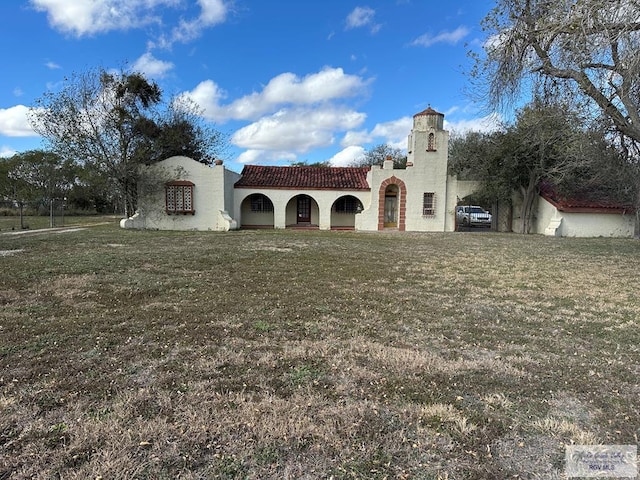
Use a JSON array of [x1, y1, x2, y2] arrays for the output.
[[0, 222, 111, 237]]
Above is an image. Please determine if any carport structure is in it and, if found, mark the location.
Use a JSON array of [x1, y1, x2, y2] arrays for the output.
[[233, 165, 370, 230]]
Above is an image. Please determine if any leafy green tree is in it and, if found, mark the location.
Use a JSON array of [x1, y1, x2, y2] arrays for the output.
[[350, 144, 407, 169]]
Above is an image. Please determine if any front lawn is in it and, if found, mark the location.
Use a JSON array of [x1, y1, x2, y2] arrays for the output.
[[1, 225, 638, 479]]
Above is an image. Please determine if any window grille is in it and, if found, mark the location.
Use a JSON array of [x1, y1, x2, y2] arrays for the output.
[[427, 132, 436, 151], [165, 181, 195, 214], [423, 192, 435, 216], [334, 197, 361, 214], [250, 194, 274, 213]]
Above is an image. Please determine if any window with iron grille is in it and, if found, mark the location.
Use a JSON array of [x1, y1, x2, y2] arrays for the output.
[[166, 181, 195, 214], [423, 192, 435, 216], [334, 196, 361, 214], [250, 194, 274, 213]]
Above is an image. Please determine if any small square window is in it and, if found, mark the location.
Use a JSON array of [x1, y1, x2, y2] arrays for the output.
[[423, 192, 435, 216]]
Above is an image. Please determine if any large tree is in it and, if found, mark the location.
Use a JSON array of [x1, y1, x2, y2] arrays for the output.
[[30, 68, 226, 216], [478, 0, 640, 147], [30, 69, 161, 216], [476, 0, 640, 231]]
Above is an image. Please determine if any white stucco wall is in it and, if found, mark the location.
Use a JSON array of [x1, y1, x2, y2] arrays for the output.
[[560, 211, 635, 237], [532, 195, 555, 235], [121, 156, 240, 231], [533, 197, 635, 237], [530, 196, 635, 238]]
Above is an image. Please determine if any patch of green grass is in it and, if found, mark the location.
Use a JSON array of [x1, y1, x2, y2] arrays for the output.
[[1, 226, 639, 478]]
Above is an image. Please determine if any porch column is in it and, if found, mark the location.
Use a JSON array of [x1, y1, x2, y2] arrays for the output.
[[318, 202, 331, 230], [273, 201, 287, 229]]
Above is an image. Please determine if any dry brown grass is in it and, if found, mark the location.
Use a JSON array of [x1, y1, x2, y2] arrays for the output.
[[1, 225, 639, 479]]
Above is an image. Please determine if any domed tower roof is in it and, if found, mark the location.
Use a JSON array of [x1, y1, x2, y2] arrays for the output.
[[413, 106, 443, 117], [412, 105, 444, 130]]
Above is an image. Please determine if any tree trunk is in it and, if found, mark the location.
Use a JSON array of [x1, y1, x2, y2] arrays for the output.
[[519, 174, 538, 234]]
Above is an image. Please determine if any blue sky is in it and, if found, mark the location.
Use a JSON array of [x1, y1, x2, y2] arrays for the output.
[[0, 0, 500, 170]]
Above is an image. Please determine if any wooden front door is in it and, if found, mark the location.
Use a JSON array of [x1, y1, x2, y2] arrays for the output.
[[297, 196, 311, 223], [384, 194, 397, 227]]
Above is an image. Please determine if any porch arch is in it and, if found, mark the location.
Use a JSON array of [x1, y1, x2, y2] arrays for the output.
[[239, 193, 275, 228], [331, 195, 363, 229]]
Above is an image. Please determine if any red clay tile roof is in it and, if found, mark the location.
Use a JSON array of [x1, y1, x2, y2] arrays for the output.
[[234, 165, 371, 190], [414, 106, 443, 117], [539, 182, 635, 214]]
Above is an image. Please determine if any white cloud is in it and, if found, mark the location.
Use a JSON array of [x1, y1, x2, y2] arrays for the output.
[[132, 52, 174, 78], [168, 0, 227, 45], [370, 117, 412, 145], [187, 66, 371, 164], [341, 116, 412, 151], [181, 67, 370, 122], [236, 149, 263, 164], [346, 6, 374, 28], [341, 129, 371, 147], [179, 79, 228, 120], [30, 0, 171, 36], [30, 0, 226, 42], [236, 149, 297, 164], [328, 146, 365, 167], [0, 105, 38, 137], [345, 6, 381, 33], [45, 61, 61, 69], [0, 146, 18, 158], [411, 26, 470, 47], [232, 107, 366, 153]]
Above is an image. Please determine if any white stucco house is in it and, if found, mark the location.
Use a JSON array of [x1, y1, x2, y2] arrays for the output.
[[121, 105, 636, 237]]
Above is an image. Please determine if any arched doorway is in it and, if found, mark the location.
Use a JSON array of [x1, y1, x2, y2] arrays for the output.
[[377, 177, 407, 231], [286, 194, 319, 228]]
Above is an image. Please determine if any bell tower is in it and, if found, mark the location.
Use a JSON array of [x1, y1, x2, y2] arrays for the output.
[[407, 105, 446, 163]]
